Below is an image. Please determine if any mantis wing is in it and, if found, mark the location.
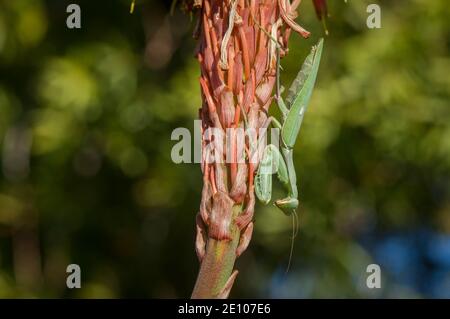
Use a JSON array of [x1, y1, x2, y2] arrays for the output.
[[282, 38, 323, 148]]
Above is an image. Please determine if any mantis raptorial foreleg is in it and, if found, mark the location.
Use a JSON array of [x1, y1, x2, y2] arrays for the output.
[[255, 144, 289, 204], [255, 141, 298, 216]]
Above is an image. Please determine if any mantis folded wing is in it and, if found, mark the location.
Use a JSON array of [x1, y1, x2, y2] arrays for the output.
[[255, 38, 323, 216]]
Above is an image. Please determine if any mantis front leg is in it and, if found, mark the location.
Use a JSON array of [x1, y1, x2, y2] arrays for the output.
[[254, 143, 298, 216], [274, 147, 299, 216]]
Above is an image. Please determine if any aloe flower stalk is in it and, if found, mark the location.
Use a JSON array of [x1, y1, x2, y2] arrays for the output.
[[189, 0, 310, 299]]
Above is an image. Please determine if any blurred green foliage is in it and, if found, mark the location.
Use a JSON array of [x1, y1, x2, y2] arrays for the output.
[[0, 0, 449, 298]]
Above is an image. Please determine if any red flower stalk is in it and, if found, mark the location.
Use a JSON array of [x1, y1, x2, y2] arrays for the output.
[[190, 0, 310, 299]]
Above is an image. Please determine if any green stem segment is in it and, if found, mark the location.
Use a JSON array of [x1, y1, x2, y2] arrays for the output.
[[191, 206, 242, 298], [191, 230, 240, 298]]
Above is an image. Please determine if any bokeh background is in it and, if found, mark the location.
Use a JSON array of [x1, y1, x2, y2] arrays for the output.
[[0, 0, 449, 298]]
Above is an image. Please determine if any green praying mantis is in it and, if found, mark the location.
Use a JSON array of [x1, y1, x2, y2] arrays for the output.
[[255, 38, 323, 219]]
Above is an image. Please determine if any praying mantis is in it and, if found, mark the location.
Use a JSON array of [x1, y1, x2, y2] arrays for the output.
[[255, 38, 323, 218]]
